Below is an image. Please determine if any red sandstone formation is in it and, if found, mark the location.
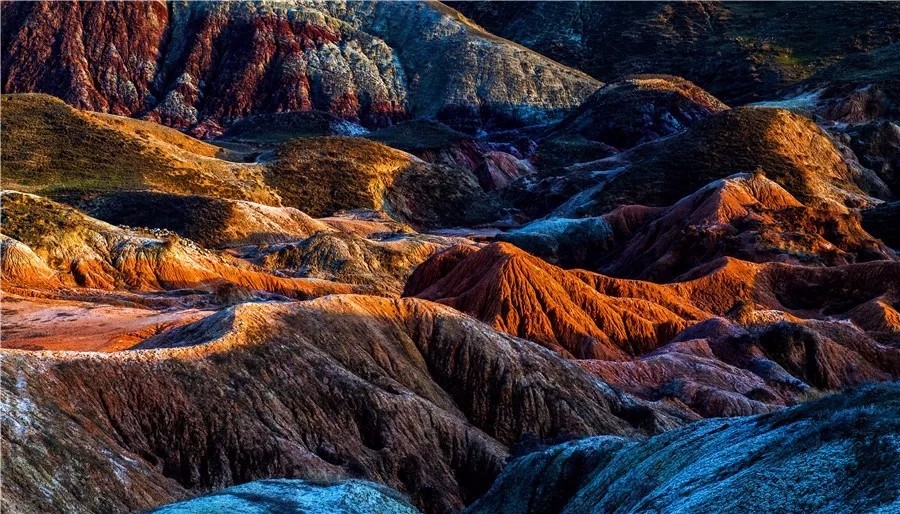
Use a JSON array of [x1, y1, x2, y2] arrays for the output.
[[408, 242, 707, 360], [1, 1, 598, 135], [408, 242, 900, 416]]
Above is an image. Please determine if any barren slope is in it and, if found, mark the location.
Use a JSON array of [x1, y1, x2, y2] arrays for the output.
[[408, 243, 900, 416], [511, 107, 891, 221], [1, 295, 672, 514]]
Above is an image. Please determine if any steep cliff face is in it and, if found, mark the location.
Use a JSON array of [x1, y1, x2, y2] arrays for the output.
[[1, 296, 671, 514], [1, 1, 599, 135]]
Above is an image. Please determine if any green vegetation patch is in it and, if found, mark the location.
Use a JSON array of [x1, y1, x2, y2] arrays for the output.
[[1, 94, 152, 192], [366, 119, 471, 153], [267, 136, 414, 217]]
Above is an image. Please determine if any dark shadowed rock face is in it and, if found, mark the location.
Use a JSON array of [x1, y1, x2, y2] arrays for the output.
[[449, 1, 900, 105], [1, 295, 672, 514], [1, 1, 598, 135], [66, 191, 332, 250], [514, 107, 886, 219], [863, 201, 900, 249], [466, 383, 900, 514], [842, 122, 900, 197]]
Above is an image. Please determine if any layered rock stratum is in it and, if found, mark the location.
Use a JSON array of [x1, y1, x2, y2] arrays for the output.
[[1, 0, 598, 135], [2, 2, 900, 513]]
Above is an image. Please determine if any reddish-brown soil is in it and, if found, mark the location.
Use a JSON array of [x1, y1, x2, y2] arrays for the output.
[[408, 242, 900, 416]]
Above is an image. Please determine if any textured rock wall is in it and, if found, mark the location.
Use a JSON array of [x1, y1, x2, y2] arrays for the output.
[[1, 1, 599, 135]]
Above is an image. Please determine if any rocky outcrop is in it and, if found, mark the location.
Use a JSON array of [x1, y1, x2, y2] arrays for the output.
[[368, 120, 536, 190], [502, 172, 895, 278], [151, 479, 420, 514], [1, 295, 673, 514], [545, 75, 727, 150], [584, 314, 899, 418], [497, 216, 624, 269], [596, 173, 894, 281], [1, 1, 598, 135], [450, 2, 900, 105], [466, 383, 900, 514]]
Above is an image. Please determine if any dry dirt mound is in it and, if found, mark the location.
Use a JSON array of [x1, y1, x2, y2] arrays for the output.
[[407, 242, 707, 360], [546, 75, 728, 150], [1, 295, 674, 514], [70, 191, 333, 249], [248, 232, 452, 297], [269, 137, 501, 227]]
